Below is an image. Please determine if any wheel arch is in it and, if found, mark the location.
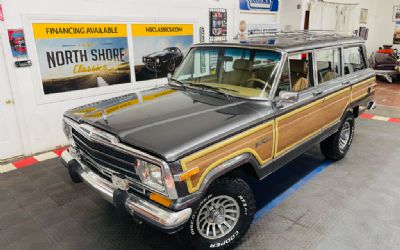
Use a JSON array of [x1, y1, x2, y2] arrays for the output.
[[194, 153, 261, 194]]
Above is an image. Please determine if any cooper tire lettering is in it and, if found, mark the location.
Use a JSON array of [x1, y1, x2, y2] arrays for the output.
[[178, 177, 256, 250]]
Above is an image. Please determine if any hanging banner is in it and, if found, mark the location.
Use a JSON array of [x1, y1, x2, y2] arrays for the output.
[[32, 23, 130, 95], [209, 9, 227, 42], [239, 0, 279, 13], [132, 24, 193, 82]]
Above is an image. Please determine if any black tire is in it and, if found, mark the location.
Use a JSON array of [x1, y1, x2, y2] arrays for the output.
[[179, 177, 256, 250], [320, 112, 355, 160]]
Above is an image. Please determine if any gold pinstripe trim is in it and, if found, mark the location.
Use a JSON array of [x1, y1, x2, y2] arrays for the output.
[[351, 92, 370, 103], [325, 87, 351, 101], [181, 120, 275, 193], [276, 99, 324, 122]]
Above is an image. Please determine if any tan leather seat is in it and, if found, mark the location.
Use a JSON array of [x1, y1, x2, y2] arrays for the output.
[[245, 65, 274, 89], [290, 60, 309, 92], [321, 71, 338, 82], [222, 59, 254, 85]]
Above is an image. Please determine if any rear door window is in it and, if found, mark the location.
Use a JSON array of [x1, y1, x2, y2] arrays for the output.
[[275, 52, 314, 96], [315, 48, 341, 84]]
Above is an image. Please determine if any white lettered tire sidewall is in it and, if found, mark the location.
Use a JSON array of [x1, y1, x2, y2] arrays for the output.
[[181, 177, 255, 250]]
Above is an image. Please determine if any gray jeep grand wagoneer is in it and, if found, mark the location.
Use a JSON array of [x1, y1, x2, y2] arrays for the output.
[[61, 32, 376, 250]]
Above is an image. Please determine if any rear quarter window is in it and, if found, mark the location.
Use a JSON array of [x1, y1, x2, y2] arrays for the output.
[[343, 46, 366, 75]]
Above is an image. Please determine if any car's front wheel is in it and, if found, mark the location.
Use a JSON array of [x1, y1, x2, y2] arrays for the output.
[[179, 177, 255, 250]]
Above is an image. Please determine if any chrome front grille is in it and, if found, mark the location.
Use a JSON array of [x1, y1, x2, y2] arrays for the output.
[[72, 128, 140, 180]]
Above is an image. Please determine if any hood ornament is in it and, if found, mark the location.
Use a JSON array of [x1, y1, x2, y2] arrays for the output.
[[102, 109, 108, 123]]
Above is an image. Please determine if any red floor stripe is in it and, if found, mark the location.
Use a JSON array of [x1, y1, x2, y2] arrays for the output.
[[53, 147, 67, 156], [360, 113, 374, 119], [13, 157, 39, 169], [388, 118, 400, 124]]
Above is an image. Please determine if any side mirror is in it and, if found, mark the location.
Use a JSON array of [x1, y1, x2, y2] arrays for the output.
[[167, 73, 172, 83], [279, 91, 299, 103]]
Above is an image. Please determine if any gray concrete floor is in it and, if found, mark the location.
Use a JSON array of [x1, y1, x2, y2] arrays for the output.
[[0, 105, 399, 250]]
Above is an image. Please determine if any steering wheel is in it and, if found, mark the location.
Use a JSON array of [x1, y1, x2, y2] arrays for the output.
[[245, 78, 272, 90]]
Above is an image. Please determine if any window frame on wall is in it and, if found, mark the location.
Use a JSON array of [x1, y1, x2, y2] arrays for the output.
[[21, 14, 198, 105]]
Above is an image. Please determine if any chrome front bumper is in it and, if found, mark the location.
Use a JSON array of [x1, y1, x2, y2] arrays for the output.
[[61, 149, 192, 232]]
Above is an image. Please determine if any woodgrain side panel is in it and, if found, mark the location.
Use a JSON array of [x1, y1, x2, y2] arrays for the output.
[[181, 121, 275, 193], [351, 77, 376, 102], [320, 87, 351, 128], [275, 99, 324, 156]]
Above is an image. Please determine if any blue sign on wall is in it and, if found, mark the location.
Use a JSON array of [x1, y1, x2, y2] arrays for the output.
[[239, 0, 279, 12]]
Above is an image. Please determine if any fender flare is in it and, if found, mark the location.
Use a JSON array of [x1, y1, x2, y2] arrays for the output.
[[195, 153, 261, 194]]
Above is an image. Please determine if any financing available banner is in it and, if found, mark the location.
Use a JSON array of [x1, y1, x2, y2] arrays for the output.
[[32, 23, 130, 95], [132, 24, 193, 82]]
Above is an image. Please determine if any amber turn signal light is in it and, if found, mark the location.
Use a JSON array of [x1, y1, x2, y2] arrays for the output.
[[149, 193, 172, 207]]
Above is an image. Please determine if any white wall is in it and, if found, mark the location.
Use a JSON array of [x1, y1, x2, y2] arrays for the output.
[[370, 0, 400, 51], [0, 0, 280, 158], [279, 0, 306, 31]]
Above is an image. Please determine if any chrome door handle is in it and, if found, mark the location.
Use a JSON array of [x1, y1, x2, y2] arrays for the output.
[[313, 90, 323, 96], [342, 81, 351, 85]]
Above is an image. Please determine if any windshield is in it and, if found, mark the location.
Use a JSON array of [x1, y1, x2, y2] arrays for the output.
[[172, 47, 281, 99]]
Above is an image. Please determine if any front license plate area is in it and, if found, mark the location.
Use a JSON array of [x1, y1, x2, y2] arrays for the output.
[[111, 174, 129, 191]]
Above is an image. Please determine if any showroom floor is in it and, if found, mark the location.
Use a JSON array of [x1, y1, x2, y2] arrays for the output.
[[1, 84, 400, 250]]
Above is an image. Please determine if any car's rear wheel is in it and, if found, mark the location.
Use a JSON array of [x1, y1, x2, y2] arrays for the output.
[[320, 112, 355, 160], [178, 177, 255, 250]]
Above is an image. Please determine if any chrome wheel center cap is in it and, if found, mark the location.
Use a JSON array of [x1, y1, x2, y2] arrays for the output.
[[208, 208, 224, 224]]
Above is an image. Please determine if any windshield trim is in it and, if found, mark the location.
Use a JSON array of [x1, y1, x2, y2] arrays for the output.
[[172, 46, 283, 101]]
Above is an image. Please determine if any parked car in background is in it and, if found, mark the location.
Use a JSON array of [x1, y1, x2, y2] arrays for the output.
[[62, 31, 376, 250], [369, 45, 400, 83], [142, 47, 183, 73]]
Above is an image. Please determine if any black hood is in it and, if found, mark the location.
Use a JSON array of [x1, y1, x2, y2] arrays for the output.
[[65, 86, 272, 162]]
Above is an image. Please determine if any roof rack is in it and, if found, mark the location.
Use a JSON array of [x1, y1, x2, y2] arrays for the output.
[[234, 29, 353, 40]]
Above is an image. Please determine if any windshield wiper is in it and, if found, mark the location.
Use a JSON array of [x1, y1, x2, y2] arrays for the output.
[[188, 83, 238, 97], [169, 80, 238, 98], [169, 78, 188, 89]]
